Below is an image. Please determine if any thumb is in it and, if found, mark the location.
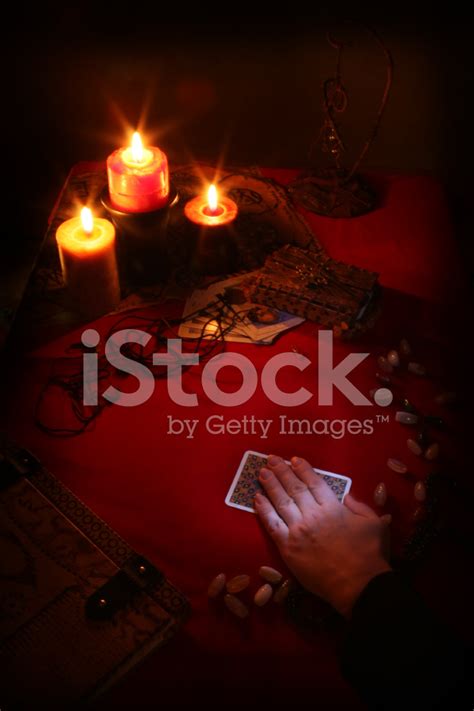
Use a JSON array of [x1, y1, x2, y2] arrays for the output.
[[344, 493, 378, 520]]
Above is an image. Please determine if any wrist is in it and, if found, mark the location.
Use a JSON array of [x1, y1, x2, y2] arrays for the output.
[[330, 561, 393, 619]]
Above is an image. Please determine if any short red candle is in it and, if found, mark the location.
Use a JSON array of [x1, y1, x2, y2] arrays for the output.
[[184, 184, 237, 227], [184, 184, 239, 274], [107, 131, 169, 213]]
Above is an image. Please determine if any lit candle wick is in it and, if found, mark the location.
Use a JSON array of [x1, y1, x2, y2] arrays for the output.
[[208, 184, 218, 212], [131, 131, 144, 163], [204, 184, 224, 217], [81, 207, 94, 236]]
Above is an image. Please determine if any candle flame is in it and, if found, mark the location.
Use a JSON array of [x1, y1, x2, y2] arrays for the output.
[[208, 184, 218, 212], [204, 320, 219, 337], [131, 132, 144, 162], [81, 207, 94, 235]]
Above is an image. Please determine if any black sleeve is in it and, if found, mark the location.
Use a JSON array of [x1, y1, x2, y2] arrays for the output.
[[340, 571, 472, 710]]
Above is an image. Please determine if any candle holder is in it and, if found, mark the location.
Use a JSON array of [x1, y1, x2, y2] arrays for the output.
[[190, 222, 240, 276], [100, 184, 179, 288]]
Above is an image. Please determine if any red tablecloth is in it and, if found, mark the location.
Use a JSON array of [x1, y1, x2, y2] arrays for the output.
[[1, 170, 471, 708]]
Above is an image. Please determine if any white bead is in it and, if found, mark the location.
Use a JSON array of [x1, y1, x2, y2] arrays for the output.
[[387, 350, 400, 367], [224, 594, 249, 619], [425, 443, 440, 461], [207, 573, 226, 598], [407, 438, 423, 456], [274, 580, 291, 604], [395, 411, 419, 425], [377, 356, 394, 373], [226, 575, 250, 593], [387, 458, 408, 474], [414, 481, 427, 502], [259, 566, 283, 584], [399, 338, 411, 356], [408, 362, 426, 376], [254, 584, 273, 607], [412, 505, 427, 523], [373, 482, 388, 506]]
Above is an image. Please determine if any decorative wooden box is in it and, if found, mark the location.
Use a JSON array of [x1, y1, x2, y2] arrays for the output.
[[250, 244, 381, 336]]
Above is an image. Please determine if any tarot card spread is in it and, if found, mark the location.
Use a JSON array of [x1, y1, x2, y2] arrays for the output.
[[179, 273, 304, 344], [225, 451, 352, 513]]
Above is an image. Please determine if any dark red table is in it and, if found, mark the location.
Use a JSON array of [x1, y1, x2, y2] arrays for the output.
[[2, 169, 472, 708]]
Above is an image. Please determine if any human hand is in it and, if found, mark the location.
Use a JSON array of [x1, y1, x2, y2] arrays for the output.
[[255, 455, 392, 618]]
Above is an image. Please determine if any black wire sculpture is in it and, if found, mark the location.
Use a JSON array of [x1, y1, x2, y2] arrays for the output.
[[289, 24, 393, 218]]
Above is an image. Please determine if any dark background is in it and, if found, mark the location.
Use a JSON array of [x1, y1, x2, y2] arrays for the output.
[[3, 9, 473, 281]]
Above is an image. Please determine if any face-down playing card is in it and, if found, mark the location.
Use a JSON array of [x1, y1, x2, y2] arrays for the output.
[[225, 451, 352, 513]]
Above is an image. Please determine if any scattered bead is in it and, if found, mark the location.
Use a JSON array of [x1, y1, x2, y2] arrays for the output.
[[387, 458, 408, 474], [376, 372, 392, 385], [400, 338, 412, 356], [407, 438, 423, 456], [424, 415, 444, 430], [208, 573, 226, 598], [387, 350, 400, 367], [259, 566, 283, 584], [400, 398, 417, 414], [417, 430, 430, 449], [395, 411, 419, 425], [412, 505, 427, 523], [274, 580, 291, 604], [377, 356, 394, 374], [408, 362, 426, 376], [254, 584, 273, 607], [425, 443, 440, 461], [226, 575, 250, 594], [414, 481, 427, 502], [373, 482, 388, 506], [435, 391, 457, 406], [224, 594, 249, 619]]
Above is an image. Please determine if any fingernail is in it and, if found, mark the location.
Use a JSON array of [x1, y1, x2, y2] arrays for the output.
[[260, 468, 272, 481], [291, 456, 302, 466], [267, 455, 281, 467], [254, 492, 262, 504]]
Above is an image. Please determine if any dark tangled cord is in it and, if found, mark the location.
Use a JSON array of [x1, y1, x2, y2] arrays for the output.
[[34, 298, 245, 437]]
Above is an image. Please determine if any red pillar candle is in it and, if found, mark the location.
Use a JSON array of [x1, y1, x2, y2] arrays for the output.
[[56, 207, 120, 318], [107, 131, 169, 213]]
